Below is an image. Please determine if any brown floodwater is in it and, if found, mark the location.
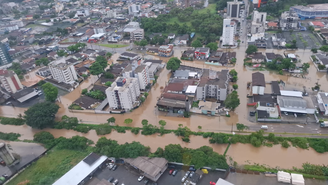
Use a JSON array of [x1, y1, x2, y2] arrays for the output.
[[1, 124, 328, 168], [0, 48, 326, 133]]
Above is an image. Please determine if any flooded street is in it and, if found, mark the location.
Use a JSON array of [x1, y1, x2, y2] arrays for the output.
[[1, 123, 328, 169], [1, 48, 327, 133]]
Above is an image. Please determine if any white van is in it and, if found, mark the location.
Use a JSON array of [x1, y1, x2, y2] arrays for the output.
[[261, 125, 268, 130]]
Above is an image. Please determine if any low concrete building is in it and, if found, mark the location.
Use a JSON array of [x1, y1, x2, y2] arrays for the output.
[[317, 92, 328, 116], [252, 72, 265, 95], [119, 52, 140, 60], [251, 53, 265, 63], [158, 45, 173, 57], [12, 87, 38, 103], [277, 95, 316, 114], [123, 157, 168, 182]]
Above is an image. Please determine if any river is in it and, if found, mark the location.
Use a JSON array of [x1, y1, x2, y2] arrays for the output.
[[1, 124, 328, 169]]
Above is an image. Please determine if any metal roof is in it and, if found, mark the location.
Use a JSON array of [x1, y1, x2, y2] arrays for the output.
[[280, 90, 302, 98], [53, 153, 107, 185]]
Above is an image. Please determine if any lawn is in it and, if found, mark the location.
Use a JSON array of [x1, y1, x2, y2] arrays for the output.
[[7, 148, 89, 185], [197, 4, 217, 14], [98, 44, 129, 48]]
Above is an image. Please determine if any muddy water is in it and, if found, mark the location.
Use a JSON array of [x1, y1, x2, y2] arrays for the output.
[[1, 124, 328, 168], [226, 143, 328, 168], [0, 49, 326, 133]]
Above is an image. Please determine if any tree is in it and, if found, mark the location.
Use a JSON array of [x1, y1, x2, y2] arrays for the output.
[[320, 45, 328, 53], [144, 92, 149, 98], [24, 102, 59, 129], [104, 72, 114, 79], [139, 39, 148, 47], [166, 57, 181, 71], [236, 123, 249, 131], [229, 69, 237, 76], [106, 52, 112, 59], [33, 14, 40, 19], [57, 50, 67, 57], [68, 11, 76, 18], [159, 120, 166, 127], [107, 117, 116, 123], [164, 144, 183, 162], [105, 81, 112, 87], [82, 88, 88, 94], [198, 126, 202, 130], [232, 84, 238, 90], [311, 48, 318, 53], [318, 64, 326, 70], [124, 118, 133, 124], [282, 140, 290, 148], [231, 58, 237, 64], [96, 56, 108, 69], [245, 45, 258, 55], [42, 83, 58, 102], [140, 96, 145, 103], [224, 91, 240, 110], [191, 40, 202, 48], [302, 63, 310, 72], [206, 42, 218, 51], [141, 119, 148, 126], [35, 58, 49, 66], [89, 62, 104, 76]]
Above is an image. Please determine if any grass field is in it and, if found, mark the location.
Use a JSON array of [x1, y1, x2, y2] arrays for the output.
[[163, 4, 216, 27], [7, 148, 89, 185], [98, 44, 129, 48]]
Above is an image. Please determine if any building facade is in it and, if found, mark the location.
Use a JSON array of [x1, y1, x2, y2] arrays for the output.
[[291, 4, 328, 20], [222, 19, 236, 46], [128, 4, 141, 15], [134, 65, 150, 90], [227, 0, 242, 19], [0, 69, 23, 93], [0, 43, 12, 66], [106, 78, 140, 110], [280, 11, 300, 30], [251, 11, 267, 34], [131, 29, 144, 40], [49, 60, 78, 84]]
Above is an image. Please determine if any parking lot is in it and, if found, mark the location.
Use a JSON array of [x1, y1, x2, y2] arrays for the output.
[[86, 163, 226, 185], [281, 31, 321, 49]]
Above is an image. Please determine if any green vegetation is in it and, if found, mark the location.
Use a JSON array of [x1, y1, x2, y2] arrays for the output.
[[107, 117, 116, 123], [206, 42, 218, 51], [0, 117, 25, 125], [85, 90, 106, 100], [35, 57, 50, 66], [191, 40, 202, 48], [192, 101, 199, 108], [68, 104, 83, 110], [141, 6, 223, 43], [0, 132, 20, 141], [6, 148, 89, 185], [245, 45, 258, 55], [229, 69, 238, 82], [266, 58, 296, 71], [166, 57, 181, 71], [42, 82, 58, 102], [68, 43, 86, 53], [24, 102, 60, 129], [236, 123, 249, 131], [224, 91, 240, 110], [89, 56, 109, 76], [124, 118, 133, 124], [98, 44, 128, 48]]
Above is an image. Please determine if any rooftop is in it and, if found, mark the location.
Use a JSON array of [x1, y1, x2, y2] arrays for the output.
[[53, 153, 107, 185], [157, 98, 186, 108], [252, 72, 265, 87]]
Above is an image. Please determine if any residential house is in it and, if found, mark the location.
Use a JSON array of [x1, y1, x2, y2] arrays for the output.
[[251, 53, 265, 63], [73, 96, 100, 109], [158, 45, 173, 57], [178, 34, 189, 45], [267, 22, 278, 29], [265, 53, 283, 62], [208, 51, 236, 66], [120, 52, 140, 60], [168, 33, 175, 39], [194, 47, 210, 60], [252, 72, 265, 95], [315, 53, 328, 68], [181, 49, 195, 60]]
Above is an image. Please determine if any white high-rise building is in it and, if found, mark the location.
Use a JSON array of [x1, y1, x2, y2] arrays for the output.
[[134, 65, 150, 90], [227, 0, 242, 19], [222, 19, 236, 46], [251, 10, 267, 34], [106, 78, 140, 110], [0, 69, 23, 93], [49, 59, 78, 84], [128, 4, 140, 15]]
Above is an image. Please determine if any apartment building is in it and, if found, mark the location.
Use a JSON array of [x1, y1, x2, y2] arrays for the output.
[[131, 29, 144, 41], [158, 45, 173, 57], [106, 77, 140, 110], [134, 65, 150, 90], [227, 0, 242, 19], [0, 43, 12, 66], [251, 10, 267, 34], [0, 69, 23, 93], [280, 11, 300, 31], [196, 69, 229, 101], [128, 4, 140, 15], [49, 59, 78, 84], [222, 19, 236, 46]]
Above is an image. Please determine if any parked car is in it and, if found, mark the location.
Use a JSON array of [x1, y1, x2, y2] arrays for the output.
[[261, 125, 268, 130], [249, 111, 256, 116], [172, 169, 178, 176], [169, 169, 174, 175], [5, 102, 11, 105], [113, 179, 119, 185], [181, 176, 187, 183], [189, 166, 196, 171], [144, 179, 149, 184], [112, 164, 118, 171], [108, 163, 114, 170], [108, 177, 114, 182], [138, 175, 144, 182], [185, 171, 191, 177]]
